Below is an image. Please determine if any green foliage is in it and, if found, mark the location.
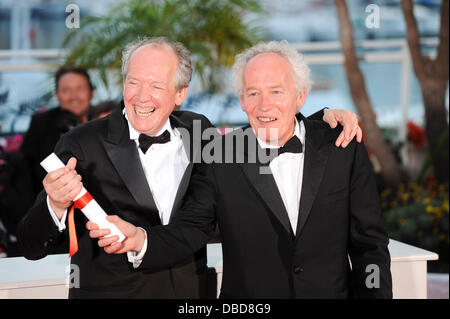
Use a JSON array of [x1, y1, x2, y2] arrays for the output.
[[63, 0, 266, 92], [416, 130, 449, 185], [382, 182, 449, 260]]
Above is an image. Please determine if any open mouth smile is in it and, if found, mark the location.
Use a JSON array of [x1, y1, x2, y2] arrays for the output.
[[258, 117, 277, 123], [135, 107, 156, 117]]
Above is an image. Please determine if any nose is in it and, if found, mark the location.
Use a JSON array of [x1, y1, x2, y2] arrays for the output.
[[136, 84, 153, 102], [258, 92, 272, 112], [68, 89, 78, 100]]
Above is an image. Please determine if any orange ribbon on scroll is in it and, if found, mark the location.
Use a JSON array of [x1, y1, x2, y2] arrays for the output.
[[68, 192, 93, 257]]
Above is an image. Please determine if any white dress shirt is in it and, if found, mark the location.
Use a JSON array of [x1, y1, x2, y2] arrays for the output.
[[256, 119, 305, 235], [48, 112, 189, 265]]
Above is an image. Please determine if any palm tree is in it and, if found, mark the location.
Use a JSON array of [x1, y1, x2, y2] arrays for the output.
[[63, 0, 264, 93], [335, 0, 403, 186], [401, 0, 449, 184]]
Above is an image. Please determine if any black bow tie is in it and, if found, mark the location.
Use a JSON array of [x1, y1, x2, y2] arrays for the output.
[[277, 135, 303, 156], [138, 130, 170, 153]]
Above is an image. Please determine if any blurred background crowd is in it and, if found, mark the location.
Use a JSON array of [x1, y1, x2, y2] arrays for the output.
[[0, 0, 448, 274]]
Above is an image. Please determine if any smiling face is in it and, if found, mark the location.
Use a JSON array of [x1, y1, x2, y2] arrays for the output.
[[123, 44, 187, 136], [240, 52, 306, 146], [55, 72, 93, 123]]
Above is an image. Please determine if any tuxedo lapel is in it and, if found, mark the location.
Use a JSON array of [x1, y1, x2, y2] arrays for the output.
[[240, 162, 293, 235], [103, 107, 159, 221], [237, 128, 293, 236], [168, 113, 198, 221], [295, 114, 332, 239], [170, 163, 193, 221]]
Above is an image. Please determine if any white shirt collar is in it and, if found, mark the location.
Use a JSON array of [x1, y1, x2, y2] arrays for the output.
[[256, 118, 302, 149], [123, 109, 175, 141]]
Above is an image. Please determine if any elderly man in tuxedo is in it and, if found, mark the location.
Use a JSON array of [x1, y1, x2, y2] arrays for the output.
[[18, 37, 361, 298]]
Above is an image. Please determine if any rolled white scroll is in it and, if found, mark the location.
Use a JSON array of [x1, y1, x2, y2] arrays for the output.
[[40, 153, 125, 242]]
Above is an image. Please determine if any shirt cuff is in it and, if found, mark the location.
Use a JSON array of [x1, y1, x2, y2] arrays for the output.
[[127, 227, 148, 269], [47, 195, 68, 232]]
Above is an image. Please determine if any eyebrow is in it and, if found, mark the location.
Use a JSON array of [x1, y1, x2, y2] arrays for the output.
[[126, 77, 165, 86], [245, 85, 283, 92]]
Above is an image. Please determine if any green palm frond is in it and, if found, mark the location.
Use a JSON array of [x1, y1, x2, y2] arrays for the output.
[[62, 0, 266, 92]]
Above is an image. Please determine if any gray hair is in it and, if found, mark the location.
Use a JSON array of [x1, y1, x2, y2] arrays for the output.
[[232, 40, 311, 98], [121, 36, 192, 90]]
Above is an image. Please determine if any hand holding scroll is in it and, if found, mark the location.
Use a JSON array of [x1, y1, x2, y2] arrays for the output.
[[40, 153, 125, 256], [87, 215, 146, 255], [43, 157, 82, 219]]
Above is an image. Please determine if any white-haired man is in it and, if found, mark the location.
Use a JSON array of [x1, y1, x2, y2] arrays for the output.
[[19, 37, 363, 298]]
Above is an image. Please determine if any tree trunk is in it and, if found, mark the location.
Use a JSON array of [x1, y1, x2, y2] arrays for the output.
[[422, 81, 449, 183], [335, 0, 403, 186], [401, 0, 449, 184]]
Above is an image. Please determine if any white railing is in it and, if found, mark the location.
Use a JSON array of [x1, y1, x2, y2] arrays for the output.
[[0, 49, 65, 72]]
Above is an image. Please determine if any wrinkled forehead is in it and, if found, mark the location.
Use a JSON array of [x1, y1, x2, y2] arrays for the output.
[[126, 44, 178, 79], [249, 52, 292, 69], [132, 42, 176, 58], [243, 52, 295, 85], [134, 44, 176, 63]]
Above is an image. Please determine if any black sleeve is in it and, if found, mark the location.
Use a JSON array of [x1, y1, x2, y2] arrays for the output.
[[348, 141, 393, 298], [306, 108, 326, 121], [17, 132, 85, 260], [0, 151, 35, 237], [20, 114, 44, 196], [139, 162, 217, 273]]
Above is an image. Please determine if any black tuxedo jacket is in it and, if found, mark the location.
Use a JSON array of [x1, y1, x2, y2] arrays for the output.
[[18, 105, 212, 298], [21, 107, 80, 197], [139, 113, 393, 299]]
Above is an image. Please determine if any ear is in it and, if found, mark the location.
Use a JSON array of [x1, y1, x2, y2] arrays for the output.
[[175, 86, 188, 106], [240, 98, 247, 112], [296, 89, 307, 111], [122, 81, 127, 101], [54, 91, 61, 104]]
